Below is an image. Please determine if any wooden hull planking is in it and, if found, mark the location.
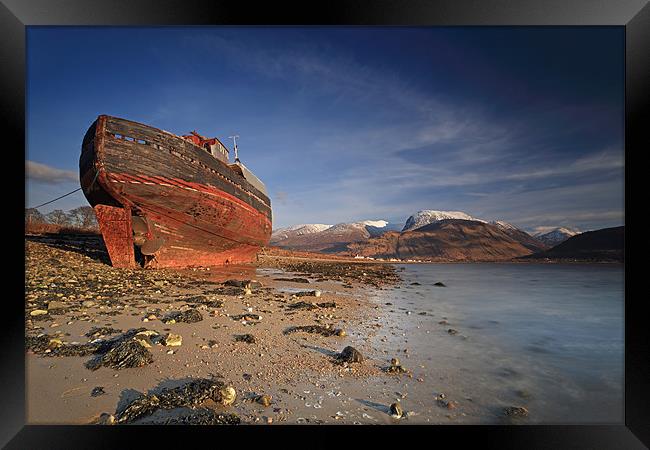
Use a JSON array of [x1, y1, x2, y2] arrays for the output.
[[79, 115, 272, 268]]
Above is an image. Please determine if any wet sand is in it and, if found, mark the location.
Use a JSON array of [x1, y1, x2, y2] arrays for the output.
[[25, 234, 554, 425], [25, 236, 410, 424]]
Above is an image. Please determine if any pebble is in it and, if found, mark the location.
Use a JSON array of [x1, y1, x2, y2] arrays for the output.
[[220, 386, 237, 406], [389, 402, 403, 419], [257, 394, 272, 407], [162, 333, 182, 347], [504, 406, 529, 417], [98, 413, 115, 425]]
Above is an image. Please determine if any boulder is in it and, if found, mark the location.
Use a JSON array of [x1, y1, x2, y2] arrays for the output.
[[338, 346, 363, 363]]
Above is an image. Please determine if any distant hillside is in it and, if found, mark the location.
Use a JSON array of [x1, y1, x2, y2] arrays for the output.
[[402, 210, 484, 232], [523, 226, 624, 262], [270, 220, 393, 253], [491, 221, 549, 253], [348, 219, 544, 261], [533, 227, 579, 246]]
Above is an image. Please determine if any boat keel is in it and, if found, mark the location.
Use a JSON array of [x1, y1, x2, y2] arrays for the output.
[[94, 204, 136, 268]]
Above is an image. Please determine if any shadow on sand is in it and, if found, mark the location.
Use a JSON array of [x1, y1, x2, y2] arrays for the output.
[[26, 233, 111, 265]]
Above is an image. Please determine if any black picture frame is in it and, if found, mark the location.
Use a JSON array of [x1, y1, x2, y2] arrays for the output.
[[3, 1, 648, 448]]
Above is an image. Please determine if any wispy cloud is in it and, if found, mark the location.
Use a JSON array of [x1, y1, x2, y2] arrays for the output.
[[177, 35, 624, 230], [503, 149, 623, 181], [26, 160, 78, 184]]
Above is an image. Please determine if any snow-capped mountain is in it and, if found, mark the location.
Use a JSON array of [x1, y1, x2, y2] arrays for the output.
[[525, 226, 622, 261], [349, 217, 546, 261], [487, 220, 549, 252], [270, 212, 553, 259], [533, 227, 580, 247], [490, 220, 519, 231], [325, 222, 370, 235], [271, 224, 332, 240], [402, 210, 486, 232], [270, 219, 392, 252], [360, 220, 388, 228]]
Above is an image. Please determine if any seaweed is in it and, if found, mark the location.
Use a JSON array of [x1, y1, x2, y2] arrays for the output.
[[233, 334, 256, 344], [283, 325, 344, 337], [223, 279, 261, 288], [293, 290, 321, 297], [184, 296, 225, 308], [287, 301, 336, 310], [274, 277, 310, 283], [26, 334, 101, 357], [91, 386, 105, 397], [85, 326, 122, 338], [159, 409, 240, 425], [85, 340, 153, 371], [286, 301, 318, 310], [116, 378, 234, 424], [316, 302, 336, 308], [162, 309, 203, 324]]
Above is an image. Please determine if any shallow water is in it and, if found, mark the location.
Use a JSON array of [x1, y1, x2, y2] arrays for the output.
[[368, 263, 624, 424]]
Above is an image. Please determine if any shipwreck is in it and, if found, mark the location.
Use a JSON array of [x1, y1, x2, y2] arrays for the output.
[[79, 115, 272, 268]]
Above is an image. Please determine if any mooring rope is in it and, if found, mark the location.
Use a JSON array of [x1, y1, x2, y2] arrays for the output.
[[29, 188, 83, 209], [28, 170, 99, 210]]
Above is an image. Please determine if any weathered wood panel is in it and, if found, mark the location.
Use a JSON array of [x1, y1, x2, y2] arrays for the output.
[[101, 136, 271, 221], [80, 115, 273, 268], [106, 172, 270, 247], [103, 116, 271, 206]]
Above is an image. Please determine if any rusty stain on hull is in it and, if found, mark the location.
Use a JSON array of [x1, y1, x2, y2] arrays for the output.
[[79, 115, 272, 268], [94, 204, 136, 268]]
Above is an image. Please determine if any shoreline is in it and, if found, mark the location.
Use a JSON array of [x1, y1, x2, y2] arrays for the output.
[[25, 235, 621, 425], [259, 254, 623, 266], [25, 233, 621, 265]]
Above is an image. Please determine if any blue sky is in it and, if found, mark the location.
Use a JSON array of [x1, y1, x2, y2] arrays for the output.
[[26, 27, 624, 233]]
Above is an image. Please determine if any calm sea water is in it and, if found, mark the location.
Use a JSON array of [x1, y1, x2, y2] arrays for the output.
[[370, 263, 624, 423]]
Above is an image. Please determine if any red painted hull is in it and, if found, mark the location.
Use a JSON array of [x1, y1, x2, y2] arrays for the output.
[[79, 115, 272, 268]]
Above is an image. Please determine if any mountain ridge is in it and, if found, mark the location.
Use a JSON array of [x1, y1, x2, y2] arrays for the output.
[[268, 210, 620, 262], [523, 226, 623, 262]]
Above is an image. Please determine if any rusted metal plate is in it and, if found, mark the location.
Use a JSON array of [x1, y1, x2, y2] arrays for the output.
[[94, 204, 135, 268]]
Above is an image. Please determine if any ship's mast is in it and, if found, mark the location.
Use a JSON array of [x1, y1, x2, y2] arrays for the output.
[[229, 135, 240, 162]]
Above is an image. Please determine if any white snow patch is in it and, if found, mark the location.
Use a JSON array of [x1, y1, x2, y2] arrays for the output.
[[271, 224, 333, 239], [360, 220, 388, 228], [490, 220, 519, 231], [402, 210, 486, 232], [532, 227, 579, 237]]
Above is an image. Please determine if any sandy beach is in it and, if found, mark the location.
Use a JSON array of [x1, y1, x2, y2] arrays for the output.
[[25, 231, 623, 426], [25, 234, 419, 425], [21, 211, 624, 425]]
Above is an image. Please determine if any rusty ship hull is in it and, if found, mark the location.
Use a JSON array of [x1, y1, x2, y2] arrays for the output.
[[79, 115, 272, 268]]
